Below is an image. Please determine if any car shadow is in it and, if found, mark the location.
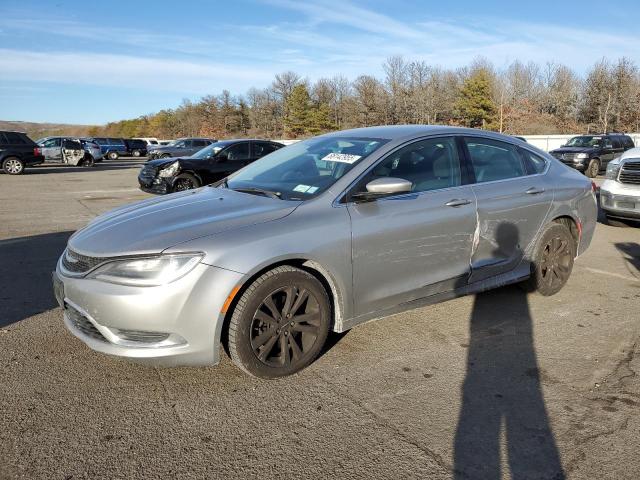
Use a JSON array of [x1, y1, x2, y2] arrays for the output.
[[454, 223, 565, 479], [614, 242, 640, 275], [0, 231, 73, 327]]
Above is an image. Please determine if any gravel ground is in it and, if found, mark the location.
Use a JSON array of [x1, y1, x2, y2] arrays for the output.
[[1, 160, 639, 479]]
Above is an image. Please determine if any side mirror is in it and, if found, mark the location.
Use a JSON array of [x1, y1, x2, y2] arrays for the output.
[[351, 177, 412, 202]]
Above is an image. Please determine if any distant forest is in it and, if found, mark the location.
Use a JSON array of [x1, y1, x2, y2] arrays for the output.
[[11, 56, 640, 140]]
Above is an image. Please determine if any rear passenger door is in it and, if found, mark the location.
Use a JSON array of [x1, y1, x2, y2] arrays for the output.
[[463, 136, 554, 283], [40, 137, 62, 161]]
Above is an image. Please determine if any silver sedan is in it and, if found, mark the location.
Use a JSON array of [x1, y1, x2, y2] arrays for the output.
[[53, 126, 597, 378]]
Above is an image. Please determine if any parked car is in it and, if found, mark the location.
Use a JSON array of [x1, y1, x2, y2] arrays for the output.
[[90, 137, 129, 160], [53, 126, 596, 378], [600, 147, 640, 223], [37, 136, 101, 166], [123, 139, 148, 157], [549, 133, 635, 178], [0, 130, 44, 174], [133, 137, 159, 146], [139, 140, 284, 194], [158, 140, 173, 145], [147, 138, 215, 159]]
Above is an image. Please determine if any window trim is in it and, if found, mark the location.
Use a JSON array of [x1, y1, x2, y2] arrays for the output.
[[460, 135, 533, 185], [340, 134, 471, 204]]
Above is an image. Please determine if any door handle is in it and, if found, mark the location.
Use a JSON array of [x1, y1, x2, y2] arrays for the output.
[[525, 187, 545, 195], [445, 198, 472, 207]]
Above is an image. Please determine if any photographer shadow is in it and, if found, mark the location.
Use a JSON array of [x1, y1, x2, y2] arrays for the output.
[[454, 223, 565, 479]]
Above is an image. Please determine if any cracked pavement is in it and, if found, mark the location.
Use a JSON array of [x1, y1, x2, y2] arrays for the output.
[[1, 161, 639, 479]]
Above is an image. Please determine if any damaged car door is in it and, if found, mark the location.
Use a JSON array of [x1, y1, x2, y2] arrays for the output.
[[61, 139, 85, 166], [463, 136, 554, 283], [348, 136, 477, 316]]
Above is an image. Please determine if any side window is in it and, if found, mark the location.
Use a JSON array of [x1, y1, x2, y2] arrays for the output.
[[623, 136, 635, 149], [225, 143, 251, 161], [365, 137, 461, 193], [5, 132, 27, 144], [94, 138, 107, 145], [43, 138, 61, 148], [192, 140, 207, 147], [464, 137, 526, 183], [603, 138, 613, 149], [108, 138, 123, 145], [253, 142, 279, 158], [612, 138, 622, 149], [519, 148, 548, 174]]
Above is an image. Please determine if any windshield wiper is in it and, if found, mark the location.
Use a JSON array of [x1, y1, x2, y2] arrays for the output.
[[232, 187, 282, 199]]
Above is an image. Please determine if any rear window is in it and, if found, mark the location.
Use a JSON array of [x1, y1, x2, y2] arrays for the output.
[[622, 136, 635, 149], [4, 132, 28, 144]]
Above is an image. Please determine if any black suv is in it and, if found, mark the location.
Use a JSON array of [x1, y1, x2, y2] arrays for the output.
[[549, 133, 635, 178], [0, 131, 45, 174], [139, 139, 284, 194], [123, 139, 148, 158]]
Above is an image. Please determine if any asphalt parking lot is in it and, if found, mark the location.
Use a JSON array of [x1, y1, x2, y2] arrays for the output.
[[1, 160, 639, 479]]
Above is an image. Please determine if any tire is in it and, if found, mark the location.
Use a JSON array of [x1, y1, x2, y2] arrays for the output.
[[172, 173, 200, 191], [228, 266, 331, 378], [82, 155, 95, 167], [585, 158, 600, 178], [2, 157, 25, 175], [132, 150, 141, 157], [107, 151, 119, 160], [522, 223, 575, 296]]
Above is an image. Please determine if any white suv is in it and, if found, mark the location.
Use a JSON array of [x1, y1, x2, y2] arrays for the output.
[[601, 147, 640, 222]]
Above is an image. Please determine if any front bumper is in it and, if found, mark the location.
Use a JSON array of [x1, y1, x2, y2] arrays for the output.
[[600, 180, 640, 219], [54, 260, 243, 366], [138, 175, 171, 194]]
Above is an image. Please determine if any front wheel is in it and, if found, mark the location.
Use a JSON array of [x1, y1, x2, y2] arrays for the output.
[[172, 173, 200, 191], [228, 266, 331, 378], [82, 155, 95, 167], [132, 150, 141, 157], [107, 151, 119, 160], [522, 223, 575, 296], [585, 158, 600, 178]]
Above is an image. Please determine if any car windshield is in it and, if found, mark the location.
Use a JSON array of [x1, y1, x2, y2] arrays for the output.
[[224, 136, 388, 200], [191, 141, 233, 159], [566, 136, 602, 147]]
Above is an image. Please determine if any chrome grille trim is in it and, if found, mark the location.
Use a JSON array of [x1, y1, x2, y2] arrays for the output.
[[61, 248, 114, 276], [619, 160, 640, 185]]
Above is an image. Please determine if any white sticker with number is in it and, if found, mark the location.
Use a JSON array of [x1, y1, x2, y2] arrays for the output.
[[293, 184, 311, 193], [322, 152, 362, 164]]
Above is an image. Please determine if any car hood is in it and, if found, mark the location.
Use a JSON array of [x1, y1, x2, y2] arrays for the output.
[[550, 146, 595, 154], [145, 156, 194, 169], [68, 187, 300, 257]]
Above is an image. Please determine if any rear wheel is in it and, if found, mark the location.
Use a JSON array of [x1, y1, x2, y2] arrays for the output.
[[228, 266, 331, 378], [82, 155, 95, 167], [2, 157, 25, 175], [522, 223, 575, 296], [107, 151, 119, 160], [585, 158, 600, 178], [132, 150, 141, 157], [173, 173, 200, 191]]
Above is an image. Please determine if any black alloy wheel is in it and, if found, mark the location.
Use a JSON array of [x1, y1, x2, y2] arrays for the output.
[[228, 266, 330, 378], [173, 173, 199, 191], [523, 223, 575, 296]]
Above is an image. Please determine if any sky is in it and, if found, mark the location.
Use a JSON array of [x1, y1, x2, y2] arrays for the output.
[[1, 0, 639, 124]]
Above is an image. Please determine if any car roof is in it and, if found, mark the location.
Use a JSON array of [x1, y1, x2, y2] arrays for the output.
[[321, 125, 527, 143]]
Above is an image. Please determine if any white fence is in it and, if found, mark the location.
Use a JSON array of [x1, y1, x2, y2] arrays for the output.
[[515, 134, 640, 152]]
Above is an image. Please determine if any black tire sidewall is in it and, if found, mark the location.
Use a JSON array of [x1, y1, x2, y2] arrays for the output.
[[230, 268, 331, 378], [174, 173, 200, 190]]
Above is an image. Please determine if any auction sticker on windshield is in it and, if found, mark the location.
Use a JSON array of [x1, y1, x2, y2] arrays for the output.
[[322, 152, 361, 164], [293, 184, 311, 193]]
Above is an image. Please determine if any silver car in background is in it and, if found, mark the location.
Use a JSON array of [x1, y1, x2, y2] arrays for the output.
[[600, 147, 640, 222], [53, 126, 597, 378]]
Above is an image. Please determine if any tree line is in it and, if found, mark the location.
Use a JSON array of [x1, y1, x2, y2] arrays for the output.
[[88, 56, 640, 140]]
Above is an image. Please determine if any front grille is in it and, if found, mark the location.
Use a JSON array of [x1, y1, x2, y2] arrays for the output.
[[66, 305, 107, 342], [61, 248, 109, 274], [619, 161, 640, 185]]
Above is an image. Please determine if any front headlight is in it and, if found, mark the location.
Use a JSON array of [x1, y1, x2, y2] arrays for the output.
[[606, 162, 621, 180], [159, 161, 179, 177], [576, 153, 589, 159], [87, 253, 203, 286]]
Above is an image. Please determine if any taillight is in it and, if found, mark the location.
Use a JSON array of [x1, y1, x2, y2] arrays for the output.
[[591, 181, 597, 193], [34, 147, 41, 156]]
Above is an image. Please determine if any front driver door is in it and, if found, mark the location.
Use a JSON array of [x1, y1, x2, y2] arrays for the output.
[[348, 136, 477, 317]]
